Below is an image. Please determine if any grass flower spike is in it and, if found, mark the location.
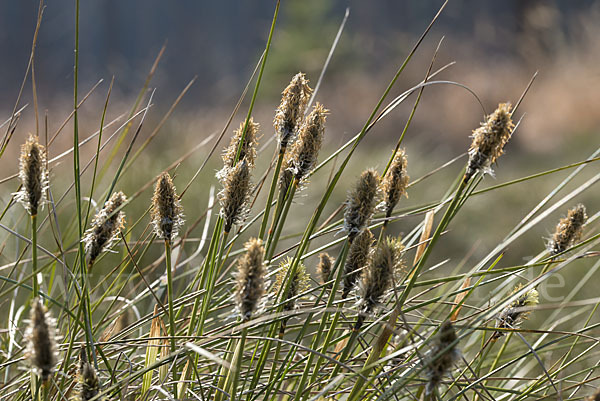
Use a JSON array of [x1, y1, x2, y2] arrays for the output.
[[26, 298, 58, 382], [343, 228, 374, 299], [78, 347, 100, 401], [425, 320, 459, 394], [493, 284, 539, 339], [274, 258, 310, 313], [548, 204, 587, 256], [84, 191, 126, 267], [465, 102, 514, 181], [380, 149, 409, 218], [358, 236, 403, 313], [317, 252, 334, 289], [151, 172, 184, 243], [219, 118, 259, 178], [15, 135, 48, 216], [344, 169, 380, 239], [219, 159, 252, 233], [235, 238, 266, 321], [274, 72, 313, 149]]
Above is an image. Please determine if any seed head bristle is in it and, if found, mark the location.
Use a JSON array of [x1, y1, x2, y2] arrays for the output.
[[426, 320, 459, 394], [151, 173, 185, 243], [342, 228, 374, 299], [274, 258, 310, 312], [15, 135, 48, 216], [493, 284, 539, 339], [84, 191, 127, 267], [548, 204, 587, 256], [26, 298, 58, 382], [317, 252, 334, 289], [359, 236, 404, 313], [219, 159, 252, 233], [344, 169, 380, 239], [380, 149, 409, 218], [280, 103, 328, 188], [465, 102, 514, 181], [78, 347, 100, 401], [235, 238, 266, 321], [220, 118, 260, 178], [274, 72, 313, 148]]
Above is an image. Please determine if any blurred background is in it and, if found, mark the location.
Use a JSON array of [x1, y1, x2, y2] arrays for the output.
[[0, 0, 599, 300]]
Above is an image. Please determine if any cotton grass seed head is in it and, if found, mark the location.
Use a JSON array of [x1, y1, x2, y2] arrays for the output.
[[15, 135, 48, 216], [235, 238, 266, 321], [342, 228, 374, 299], [380, 149, 409, 217], [548, 204, 587, 256], [274, 72, 313, 148], [151, 173, 184, 243], [77, 347, 100, 401], [465, 102, 514, 181], [219, 117, 259, 179], [359, 236, 404, 313], [219, 159, 252, 234], [274, 258, 310, 312], [344, 169, 380, 239], [493, 284, 539, 339], [317, 252, 334, 289], [26, 298, 58, 382], [425, 320, 459, 394], [84, 191, 127, 267], [281, 103, 327, 185]]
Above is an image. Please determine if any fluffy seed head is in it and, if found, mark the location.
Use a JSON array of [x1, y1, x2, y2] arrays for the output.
[[359, 236, 404, 313], [219, 159, 252, 233], [280, 103, 328, 186], [344, 169, 380, 239], [84, 191, 127, 267], [426, 320, 459, 394], [235, 238, 266, 321], [151, 173, 185, 242], [274, 72, 313, 148], [493, 284, 539, 339], [548, 204, 587, 256], [26, 298, 58, 382], [380, 149, 409, 217], [274, 258, 310, 312], [78, 347, 100, 401], [15, 135, 48, 216], [219, 118, 259, 179], [317, 252, 334, 289], [465, 103, 514, 181], [342, 228, 374, 299], [586, 388, 600, 401]]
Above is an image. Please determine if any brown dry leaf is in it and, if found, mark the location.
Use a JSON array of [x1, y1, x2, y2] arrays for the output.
[[450, 277, 471, 322]]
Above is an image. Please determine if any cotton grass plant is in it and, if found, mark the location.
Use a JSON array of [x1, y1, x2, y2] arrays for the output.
[[1, 1, 600, 401]]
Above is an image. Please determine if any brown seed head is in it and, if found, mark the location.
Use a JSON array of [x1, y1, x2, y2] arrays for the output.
[[274, 258, 310, 312], [280, 103, 327, 187], [26, 298, 58, 382], [151, 173, 184, 242], [342, 228, 374, 299], [380, 149, 409, 217], [235, 238, 266, 321], [344, 169, 380, 239], [465, 103, 514, 181], [493, 284, 539, 339], [220, 118, 260, 178], [84, 191, 127, 267], [586, 388, 600, 401], [78, 347, 100, 401], [426, 320, 459, 394], [548, 204, 587, 256], [359, 236, 403, 313], [274, 72, 313, 148], [15, 135, 48, 216], [219, 159, 252, 233], [317, 252, 334, 289]]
